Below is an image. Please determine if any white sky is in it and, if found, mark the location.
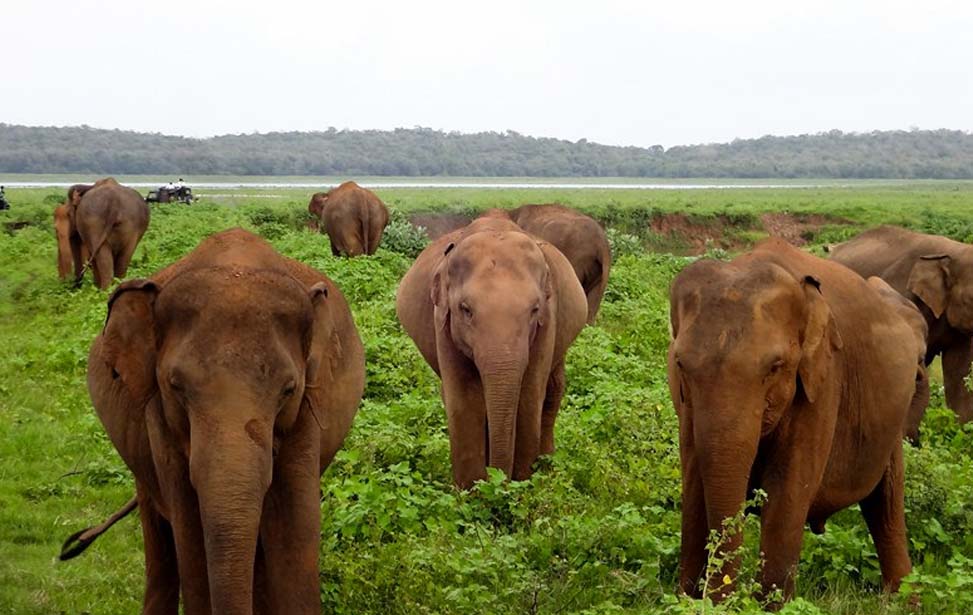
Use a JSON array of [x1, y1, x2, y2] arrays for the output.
[[3, 0, 972, 147]]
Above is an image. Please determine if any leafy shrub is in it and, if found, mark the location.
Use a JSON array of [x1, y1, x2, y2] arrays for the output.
[[606, 227, 643, 259], [381, 209, 429, 257]]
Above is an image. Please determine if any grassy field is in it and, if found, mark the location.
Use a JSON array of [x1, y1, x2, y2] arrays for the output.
[[1, 183, 973, 614]]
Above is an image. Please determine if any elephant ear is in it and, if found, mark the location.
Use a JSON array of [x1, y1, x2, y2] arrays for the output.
[[797, 276, 842, 404], [88, 279, 160, 473], [431, 243, 455, 332], [304, 280, 363, 469], [907, 254, 950, 318]]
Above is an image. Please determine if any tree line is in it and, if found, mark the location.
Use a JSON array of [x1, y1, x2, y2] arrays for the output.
[[2, 124, 972, 178]]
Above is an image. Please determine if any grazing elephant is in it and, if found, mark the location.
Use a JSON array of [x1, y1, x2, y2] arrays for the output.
[[669, 238, 917, 603], [867, 276, 930, 444], [308, 181, 389, 256], [81, 228, 364, 614], [54, 178, 150, 289], [396, 217, 587, 488], [830, 225, 973, 425], [499, 204, 611, 323]]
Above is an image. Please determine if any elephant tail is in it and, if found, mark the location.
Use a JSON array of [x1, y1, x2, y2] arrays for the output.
[[59, 496, 138, 560], [361, 199, 371, 255], [75, 214, 117, 284]]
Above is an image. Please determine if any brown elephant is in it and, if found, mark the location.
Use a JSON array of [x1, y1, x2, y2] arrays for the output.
[[867, 276, 930, 444], [54, 178, 150, 289], [396, 217, 587, 488], [308, 181, 390, 256], [669, 238, 918, 603], [83, 228, 364, 614], [830, 225, 973, 425], [496, 204, 611, 323]]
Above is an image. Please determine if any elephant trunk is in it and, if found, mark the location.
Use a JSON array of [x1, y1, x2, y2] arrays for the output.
[[478, 346, 529, 478], [190, 414, 273, 615], [694, 399, 761, 599]]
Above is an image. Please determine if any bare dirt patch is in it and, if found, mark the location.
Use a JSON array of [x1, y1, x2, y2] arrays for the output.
[[759, 213, 851, 246], [409, 213, 473, 240], [648, 213, 753, 254]]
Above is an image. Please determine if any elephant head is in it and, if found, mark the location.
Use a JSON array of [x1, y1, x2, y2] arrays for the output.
[[907, 250, 973, 333], [432, 230, 552, 476], [308, 191, 329, 218], [668, 259, 841, 570], [92, 263, 335, 612]]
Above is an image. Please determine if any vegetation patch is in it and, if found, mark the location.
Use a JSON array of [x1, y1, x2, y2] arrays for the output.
[[1, 185, 973, 614]]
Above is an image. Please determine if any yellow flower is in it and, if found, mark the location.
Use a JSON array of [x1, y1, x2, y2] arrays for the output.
[[722, 575, 732, 585]]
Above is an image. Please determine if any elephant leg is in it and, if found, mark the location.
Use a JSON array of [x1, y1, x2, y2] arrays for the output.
[[679, 449, 707, 598], [757, 445, 821, 602], [91, 242, 115, 290], [757, 493, 807, 603], [539, 362, 565, 456], [147, 415, 211, 613], [860, 445, 911, 592], [513, 358, 551, 481], [942, 338, 973, 423], [439, 350, 488, 488], [330, 240, 340, 257], [138, 490, 179, 615], [904, 366, 930, 445], [114, 240, 139, 279], [258, 412, 321, 615], [70, 234, 86, 281]]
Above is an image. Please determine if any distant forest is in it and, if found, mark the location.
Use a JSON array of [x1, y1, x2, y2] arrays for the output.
[[2, 124, 973, 178]]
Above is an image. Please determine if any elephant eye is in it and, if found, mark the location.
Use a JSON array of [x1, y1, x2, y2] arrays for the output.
[[768, 359, 785, 375], [531, 304, 540, 316], [459, 302, 473, 320], [281, 380, 297, 398]]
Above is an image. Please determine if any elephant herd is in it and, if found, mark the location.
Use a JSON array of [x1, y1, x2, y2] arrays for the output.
[[52, 179, 973, 613]]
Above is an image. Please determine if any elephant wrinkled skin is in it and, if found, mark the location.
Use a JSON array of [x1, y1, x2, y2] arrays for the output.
[[669, 238, 919, 603], [54, 178, 149, 289], [396, 217, 587, 488], [830, 225, 973, 425], [308, 181, 390, 256], [85, 228, 364, 614], [495, 204, 611, 323]]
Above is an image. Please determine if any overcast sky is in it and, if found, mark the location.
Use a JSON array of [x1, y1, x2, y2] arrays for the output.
[[3, 0, 972, 147]]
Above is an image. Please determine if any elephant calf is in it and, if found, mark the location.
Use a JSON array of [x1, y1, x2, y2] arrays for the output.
[[669, 238, 921, 603], [396, 217, 587, 488], [54, 178, 149, 289], [308, 180, 390, 256], [495, 203, 611, 323], [84, 228, 364, 614], [830, 225, 973, 426]]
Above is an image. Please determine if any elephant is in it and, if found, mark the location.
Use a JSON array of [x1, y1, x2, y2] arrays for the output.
[[496, 204, 611, 323], [668, 238, 919, 603], [308, 181, 390, 256], [866, 276, 930, 444], [81, 228, 364, 614], [829, 225, 973, 425], [396, 217, 587, 488], [54, 178, 150, 289]]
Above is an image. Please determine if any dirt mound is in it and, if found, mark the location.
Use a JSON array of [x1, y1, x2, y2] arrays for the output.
[[409, 213, 473, 239], [648, 213, 751, 254], [760, 213, 850, 246]]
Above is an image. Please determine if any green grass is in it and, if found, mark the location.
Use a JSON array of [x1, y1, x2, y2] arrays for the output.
[[1, 184, 973, 614]]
